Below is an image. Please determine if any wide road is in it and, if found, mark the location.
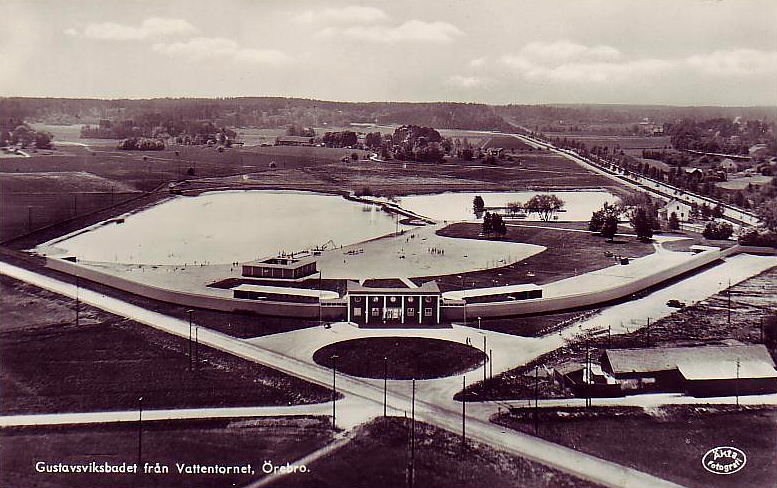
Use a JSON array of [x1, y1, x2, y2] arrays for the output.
[[511, 133, 760, 226], [0, 260, 686, 488]]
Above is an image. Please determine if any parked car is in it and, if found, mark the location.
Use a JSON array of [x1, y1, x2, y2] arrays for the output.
[[666, 299, 685, 308]]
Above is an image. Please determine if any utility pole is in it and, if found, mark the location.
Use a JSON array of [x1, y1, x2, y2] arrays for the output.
[[735, 358, 740, 408], [187, 310, 194, 371], [461, 375, 466, 449], [489, 349, 493, 380], [728, 279, 732, 324], [483, 336, 487, 387], [75, 276, 80, 327], [331, 355, 339, 430], [534, 365, 539, 435], [608, 325, 611, 348], [383, 356, 388, 417], [194, 326, 199, 372], [318, 271, 323, 326], [27, 206, 32, 233], [137, 396, 143, 468], [409, 379, 415, 488]]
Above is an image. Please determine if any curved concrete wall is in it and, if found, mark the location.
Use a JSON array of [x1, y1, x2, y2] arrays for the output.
[[440, 248, 725, 320], [47, 245, 774, 321], [46, 258, 346, 319]]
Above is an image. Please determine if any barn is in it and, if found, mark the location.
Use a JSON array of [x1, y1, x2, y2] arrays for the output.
[[600, 343, 777, 397], [346, 281, 441, 327]]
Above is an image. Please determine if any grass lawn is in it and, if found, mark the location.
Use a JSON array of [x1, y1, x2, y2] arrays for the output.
[[0, 275, 334, 414], [0, 416, 334, 488], [492, 405, 777, 488], [416, 222, 655, 292], [312, 337, 485, 380], [271, 417, 604, 488]]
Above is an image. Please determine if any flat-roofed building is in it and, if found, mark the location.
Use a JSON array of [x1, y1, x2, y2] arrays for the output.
[[242, 254, 317, 280], [346, 281, 441, 326]]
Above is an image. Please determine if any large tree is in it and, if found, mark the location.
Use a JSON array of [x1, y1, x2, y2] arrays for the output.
[[524, 194, 565, 221], [631, 206, 656, 241]]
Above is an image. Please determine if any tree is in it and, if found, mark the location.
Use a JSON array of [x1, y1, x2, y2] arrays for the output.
[[703, 221, 734, 240], [712, 203, 725, 219], [631, 206, 656, 241], [668, 211, 680, 230], [601, 215, 619, 241], [524, 194, 565, 221], [507, 201, 523, 216], [482, 211, 492, 234], [364, 132, 382, 148], [34, 131, 53, 149], [473, 195, 485, 211]]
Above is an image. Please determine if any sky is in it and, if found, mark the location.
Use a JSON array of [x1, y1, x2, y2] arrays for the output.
[[1, 0, 776, 106]]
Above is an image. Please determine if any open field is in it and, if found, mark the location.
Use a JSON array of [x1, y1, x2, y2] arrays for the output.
[[415, 222, 655, 292], [0, 416, 333, 488], [493, 405, 777, 488], [271, 417, 604, 488], [456, 266, 777, 401], [0, 275, 333, 414], [312, 337, 486, 380], [544, 133, 672, 156]]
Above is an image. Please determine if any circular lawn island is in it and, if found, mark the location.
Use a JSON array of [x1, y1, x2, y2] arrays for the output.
[[313, 337, 486, 380]]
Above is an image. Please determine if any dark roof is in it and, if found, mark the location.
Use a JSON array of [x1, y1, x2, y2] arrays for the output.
[[603, 344, 775, 375], [346, 280, 440, 295], [243, 254, 317, 268]]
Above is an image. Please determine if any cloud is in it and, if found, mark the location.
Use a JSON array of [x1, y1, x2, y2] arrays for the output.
[[76, 17, 195, 41], [469, 57, 486, 68], [152, 37, 290, 64], [501, 40, 673, 84], [446, 75, 491, 88], [319, 20, 464, 43], [686, 49, 777, 76], [521, 40, 622, 63], [294, 6, 389, 24]]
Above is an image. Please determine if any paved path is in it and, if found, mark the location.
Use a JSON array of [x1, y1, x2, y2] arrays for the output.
[[0, 260, 688, 488], [0, 402, 359, 427]]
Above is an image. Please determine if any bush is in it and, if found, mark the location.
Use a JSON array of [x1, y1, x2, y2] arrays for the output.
[[117, 137, 164, 150], [738, 228, 777, 248], [702, 221, 734, 240]]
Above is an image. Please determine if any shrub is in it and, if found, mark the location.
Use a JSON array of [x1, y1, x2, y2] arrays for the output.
[[702, 221, 734, 240], [738, 228, 777, 248]]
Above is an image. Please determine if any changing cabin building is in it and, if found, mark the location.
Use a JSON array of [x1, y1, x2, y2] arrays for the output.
[[346, 281, 441, 326], [242, 254, 317, 280]]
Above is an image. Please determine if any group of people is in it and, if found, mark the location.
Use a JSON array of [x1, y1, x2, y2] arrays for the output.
[[428, 247, 445, 256]]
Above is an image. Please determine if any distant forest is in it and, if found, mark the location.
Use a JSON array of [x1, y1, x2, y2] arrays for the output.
[[2, 97, 774, 133]]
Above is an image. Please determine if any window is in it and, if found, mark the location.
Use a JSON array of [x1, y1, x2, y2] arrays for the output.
[[353, 307, 362, 317], [425, 297, 433, 303], [371, 308, 380, 317], [424, 308, 433, 317], [372, 297, 379, 303], [354, 296, 362, 303], [384, 308, 401, 320], [389, 296, 397, 303], [407, 308, 414, 316]]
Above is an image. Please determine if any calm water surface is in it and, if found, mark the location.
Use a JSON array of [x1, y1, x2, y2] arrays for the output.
[[46, 191, 400, 265]]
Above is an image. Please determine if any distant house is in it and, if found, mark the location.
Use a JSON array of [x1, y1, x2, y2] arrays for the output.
[[600, 343, 777, 397], [241, 254, 317, 279], [683, 166, 704, 182], [719, 158, 738, 173], [661, 199, 693, 222], [274, 136, 316, 146]]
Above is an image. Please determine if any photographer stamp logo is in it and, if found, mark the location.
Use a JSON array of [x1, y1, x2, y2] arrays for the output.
[[702, 446, 747, 475]]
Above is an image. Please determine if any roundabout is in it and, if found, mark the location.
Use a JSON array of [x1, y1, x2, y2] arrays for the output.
[[311, 337, 486, 380]]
